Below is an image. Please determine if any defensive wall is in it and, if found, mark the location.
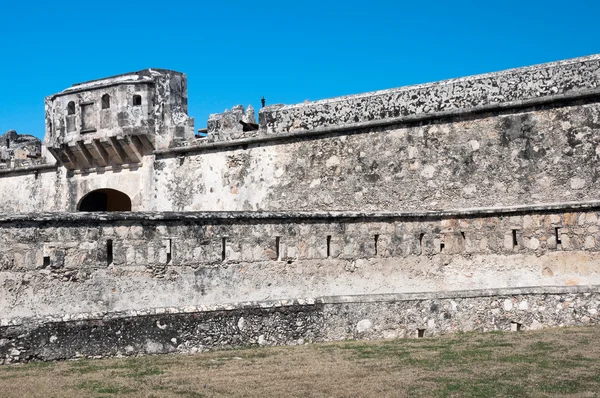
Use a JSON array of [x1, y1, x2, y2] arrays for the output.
[[2, 55, 600, 362]]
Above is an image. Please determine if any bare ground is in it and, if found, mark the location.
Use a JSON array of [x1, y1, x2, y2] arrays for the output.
[[1, 326, 600, 397]]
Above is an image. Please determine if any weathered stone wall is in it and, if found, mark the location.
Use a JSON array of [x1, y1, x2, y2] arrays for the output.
[[153, 100, 600, 211], [0, 167, 63, 212], [2, 206, 600, 320], [1, 287, 598, 363], [9, 98, 600, 213], [0, 131, 45, 170], [258, 54, 600, 135], [0, 161, 153, 212], [3, 56, 600, 213]]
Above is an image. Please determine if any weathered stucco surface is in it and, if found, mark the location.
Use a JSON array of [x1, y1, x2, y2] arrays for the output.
[[2, 55, 600, 362]]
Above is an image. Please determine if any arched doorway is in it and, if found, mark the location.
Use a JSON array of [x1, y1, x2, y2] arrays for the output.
[[77, 189, 132, 211]]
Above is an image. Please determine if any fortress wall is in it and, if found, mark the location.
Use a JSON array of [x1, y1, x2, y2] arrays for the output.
[[63, 160, 154, 211], [0, 167, 63, 212], [153, 100, 600, 211], [0, 161, 153, 212], [1, 289, 599, 363], [2, 207, 600, 321], [259, 54, 600, 135], [3, 57, 600, 363]]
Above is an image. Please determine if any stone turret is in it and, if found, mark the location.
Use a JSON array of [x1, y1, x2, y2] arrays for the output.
[[43, 69, 195, 170]]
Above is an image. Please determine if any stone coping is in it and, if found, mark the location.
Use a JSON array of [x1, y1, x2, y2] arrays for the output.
[[158, 88, 600, 156], [156, 53, 600, 155], [259, 54, 600, 135], [278, 54, 600, 109], [2, 285, 598, 327], [2, 200, 600, 223], [0, 163, 57, 176]]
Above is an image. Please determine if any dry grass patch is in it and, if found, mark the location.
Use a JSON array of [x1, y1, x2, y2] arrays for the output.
[[1, 326, 600, 397]]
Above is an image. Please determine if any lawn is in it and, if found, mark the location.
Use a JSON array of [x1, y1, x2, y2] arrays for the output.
[[1, 326, 599, 397]]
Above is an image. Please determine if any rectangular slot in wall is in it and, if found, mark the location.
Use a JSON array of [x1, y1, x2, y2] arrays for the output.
[[221, 237, 227, 262], [276, 236, 281, 261], [512, 230, 518, 248], [419, 233, 425, 255], [555, 227, 562, 247], [166, 239, 172, 264], [327, 235, 331, 258], [374, 234, 379, 256], [440, 242, 445, 253], [43, 256, 50, 268], [417, 329, 425, 338], [107, 239, 113, 265], [511, 322, 522, 332]]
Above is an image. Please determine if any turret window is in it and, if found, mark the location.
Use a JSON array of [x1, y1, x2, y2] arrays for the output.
[[133, 95, 142, 106], [67, 101, 76, 115], [101, 94, 110, 109]]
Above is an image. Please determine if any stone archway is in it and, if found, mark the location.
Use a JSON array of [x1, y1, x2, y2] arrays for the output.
[[77, 189, 132, 212]]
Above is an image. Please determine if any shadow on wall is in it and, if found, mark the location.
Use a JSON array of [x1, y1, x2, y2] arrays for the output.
[[77, 189, 132, 211]]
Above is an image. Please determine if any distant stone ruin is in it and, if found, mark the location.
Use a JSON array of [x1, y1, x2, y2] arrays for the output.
[[0, 130, 43, 169], [2, 57, 600, 363]]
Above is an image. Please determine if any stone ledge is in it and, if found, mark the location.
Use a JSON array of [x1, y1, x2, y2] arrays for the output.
[[2, 200, 600, 223], [0, 163, 57, 176], [320, 285, 600, 304]]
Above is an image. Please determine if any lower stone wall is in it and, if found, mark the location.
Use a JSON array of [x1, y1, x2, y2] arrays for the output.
[[4, 206, 600, 320], [2, 286, 598, 364]]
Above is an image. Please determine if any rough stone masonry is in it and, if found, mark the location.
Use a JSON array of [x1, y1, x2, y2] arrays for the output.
[[2, 56, 600, 362]]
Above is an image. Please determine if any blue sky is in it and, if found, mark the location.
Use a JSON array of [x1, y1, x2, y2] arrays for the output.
[[1, 0, 598, 139]]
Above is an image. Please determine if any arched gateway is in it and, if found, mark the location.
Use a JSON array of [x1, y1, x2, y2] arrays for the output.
[[77, 189, 132, 211]]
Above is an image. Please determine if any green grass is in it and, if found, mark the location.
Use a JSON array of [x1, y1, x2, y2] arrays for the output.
[[1, 326, 600, 397]]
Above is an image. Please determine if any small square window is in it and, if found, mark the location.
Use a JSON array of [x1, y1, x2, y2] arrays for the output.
[[133, 95, 142, 106]]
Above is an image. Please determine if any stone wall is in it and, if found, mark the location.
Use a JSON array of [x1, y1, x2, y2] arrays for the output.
[[153, 100, 600, 211], [8, 98, 600, 213], [1, 287, 598, 363], [3, 55, 600, 363], [2, 206, 600, 320], [3, 56, 600, 213], [258, 54, 600, 135], [0, 161, 152, 212]]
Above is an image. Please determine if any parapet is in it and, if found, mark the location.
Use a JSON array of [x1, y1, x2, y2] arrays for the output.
[[44, 69, 195, 170], [260, 55, 600, 134], [201, 54, 600, 144]]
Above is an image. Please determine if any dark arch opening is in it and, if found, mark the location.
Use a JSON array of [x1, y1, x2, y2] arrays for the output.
[[78, 189, 132, 212]]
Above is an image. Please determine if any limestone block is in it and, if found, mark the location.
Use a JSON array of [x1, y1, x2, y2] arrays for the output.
[[585, 236, 596, 249]]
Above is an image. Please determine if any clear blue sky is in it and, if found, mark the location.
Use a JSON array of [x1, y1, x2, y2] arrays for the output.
[[1, 0, 598, 139]]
